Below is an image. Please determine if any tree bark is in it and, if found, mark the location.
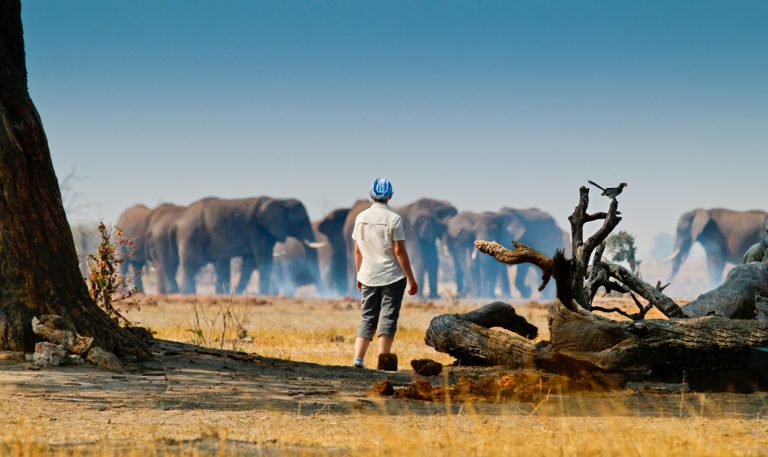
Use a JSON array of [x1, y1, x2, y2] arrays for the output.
[[0, 2, 147, 357]]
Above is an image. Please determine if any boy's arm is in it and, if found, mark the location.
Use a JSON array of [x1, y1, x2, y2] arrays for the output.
[[354, 242, 363, 290], [394, 240, 418, 296]]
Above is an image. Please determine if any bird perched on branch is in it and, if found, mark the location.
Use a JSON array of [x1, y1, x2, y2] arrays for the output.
[[588, 180, 628, 199]]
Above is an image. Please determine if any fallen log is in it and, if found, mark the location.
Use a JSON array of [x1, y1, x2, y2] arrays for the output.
[[425, 185, 768, 389], [425, 306, 538, 368], [426, 301, 768, 383]]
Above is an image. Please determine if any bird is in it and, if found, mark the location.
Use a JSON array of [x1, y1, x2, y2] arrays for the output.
[[588, 180, 628, 199]]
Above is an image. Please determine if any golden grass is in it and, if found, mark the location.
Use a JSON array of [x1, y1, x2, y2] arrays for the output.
[[3, 295, 767, 456]]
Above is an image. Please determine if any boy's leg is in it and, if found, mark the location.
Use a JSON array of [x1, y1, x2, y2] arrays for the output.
[[354, 337, 370, 359], [376, 278, 407, 354], [354, 284, 382, 363], [378, 335, 393, 354]]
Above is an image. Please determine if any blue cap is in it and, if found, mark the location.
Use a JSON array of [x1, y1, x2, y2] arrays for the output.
[[370, 178, 393, 200]]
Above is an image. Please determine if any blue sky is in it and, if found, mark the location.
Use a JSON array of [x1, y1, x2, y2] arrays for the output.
[[21, 0, 768, 255]]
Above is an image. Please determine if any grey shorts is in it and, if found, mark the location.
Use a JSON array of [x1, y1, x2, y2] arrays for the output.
[[356, 277, 407, 340]]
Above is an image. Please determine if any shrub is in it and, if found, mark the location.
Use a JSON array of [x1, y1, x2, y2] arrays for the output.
[[85, 222, 139, 326]]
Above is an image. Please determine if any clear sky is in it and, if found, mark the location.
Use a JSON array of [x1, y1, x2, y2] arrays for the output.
[[20, 0, 768, 256]]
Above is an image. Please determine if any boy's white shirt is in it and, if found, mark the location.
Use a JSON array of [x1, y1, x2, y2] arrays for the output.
[[352, 202, 406, 286]]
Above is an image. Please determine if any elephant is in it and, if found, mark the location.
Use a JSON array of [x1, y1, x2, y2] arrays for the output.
[[174, 197, 323, 295], [668, 208, 768, 287], [317, 208, 351, 295], [396, 199, 458, 299], [272, 207, 349, 296], [496, 207, 565, 299], [342, 198, 458, 298], [342, 199, 373, 294], [115, 204, 152, 291], [144, 203, 186, 294], [443, 211, 525, 298]]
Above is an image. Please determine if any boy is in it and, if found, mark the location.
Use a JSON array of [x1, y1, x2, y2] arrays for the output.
[[352, 178, 418, 369]]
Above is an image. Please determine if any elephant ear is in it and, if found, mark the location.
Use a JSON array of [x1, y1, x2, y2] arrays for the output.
[[254, 199, 289, 241], [505, 218, 526, 241], [416, 217, 439, 241], [691, 210, 713, 242]]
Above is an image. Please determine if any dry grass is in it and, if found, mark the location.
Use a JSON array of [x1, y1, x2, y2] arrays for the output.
[[138, 295, 470, 367], [2, 295, 767, 456]]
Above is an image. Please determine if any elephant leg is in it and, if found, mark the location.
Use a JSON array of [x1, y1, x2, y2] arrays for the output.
[[133, 261, 145, 292], [213, 259, 231, 295], [498, 265, 511, 298], [331, 256, 348, 296], [410, 255, 426, 298], [156, 259, 179, 294], [447, 246, 466, 296], [706, 254, 727, 288], [454, 258, 465, 296], [481, 263, 497, 298], [422, 243, 440, 299], [516, 264, 533, 299], [258, 256, 274, 296], [164, 262, 180, 294], [118, 257, 130, 284], [179, 253, 203, 295], [235, 256, 255, 295]]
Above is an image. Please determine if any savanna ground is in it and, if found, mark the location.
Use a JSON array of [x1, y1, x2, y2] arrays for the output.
[[2, 294, 768, 456]]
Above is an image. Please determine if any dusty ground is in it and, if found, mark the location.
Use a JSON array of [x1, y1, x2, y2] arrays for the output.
[[2, 296, 767, 456]]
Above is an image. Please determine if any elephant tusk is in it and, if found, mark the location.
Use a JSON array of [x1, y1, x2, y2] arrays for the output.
[[664, 248, 681, 264], [471, 249, 478, 261], [303, 240, 327, 249]]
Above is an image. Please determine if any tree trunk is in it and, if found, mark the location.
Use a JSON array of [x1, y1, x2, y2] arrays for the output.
[[0, 1, 147, 357]]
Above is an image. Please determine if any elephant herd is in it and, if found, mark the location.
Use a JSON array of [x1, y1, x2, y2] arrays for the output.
[[115, 197, 568, 299], [115, 196, 768, 299]]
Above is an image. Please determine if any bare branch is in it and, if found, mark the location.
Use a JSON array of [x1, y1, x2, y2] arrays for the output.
[[583, 198, 622, 262], [603, 261, 686, 318], [628, 293, 653, 319], [584, 212, 608, 222], [590, 305, 635, 320], [474, 240, 554, 292]]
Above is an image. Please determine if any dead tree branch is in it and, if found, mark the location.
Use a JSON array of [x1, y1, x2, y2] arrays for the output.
[[474, 240, 554, 292], [602, 262, 686, 318]]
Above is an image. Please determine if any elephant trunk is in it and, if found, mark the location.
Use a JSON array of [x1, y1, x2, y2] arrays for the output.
[[295, 224, 324, 294], [667, 239, 692, 281]]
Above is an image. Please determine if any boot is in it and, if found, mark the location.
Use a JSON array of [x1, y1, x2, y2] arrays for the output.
[[377, 353, 398, 372]]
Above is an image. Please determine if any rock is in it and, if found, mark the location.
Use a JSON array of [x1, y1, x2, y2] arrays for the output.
[[31, 315, 94, 356], [368, 379, 394, 396], [393, 379, 434, 401], [67, 354, 85, 366], [86, 347, 124, 372], [377, 353, 398, 372], [33, 342, 68, 368], [36, 314, 66, 329], [410, 358, 443, 376], [0, 351, 26, 362]]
